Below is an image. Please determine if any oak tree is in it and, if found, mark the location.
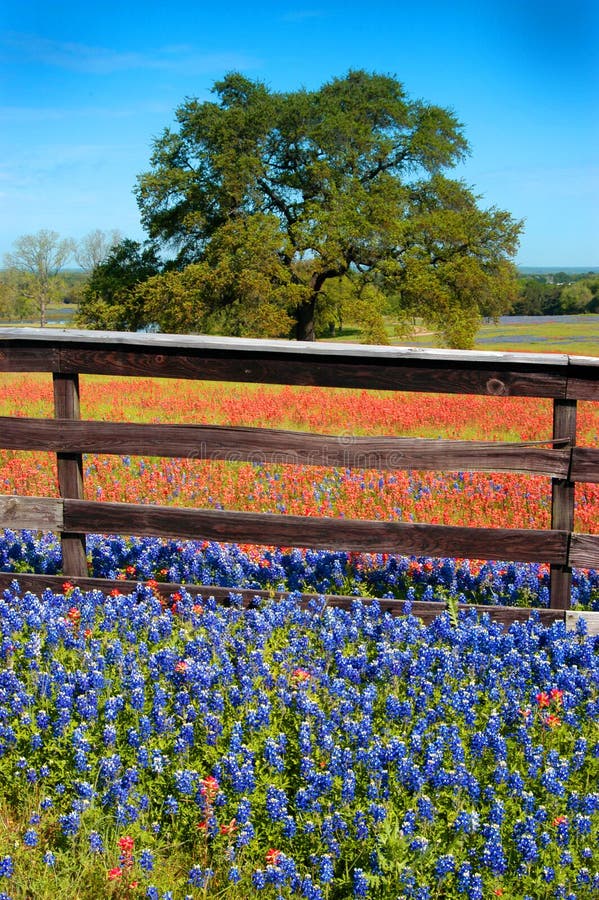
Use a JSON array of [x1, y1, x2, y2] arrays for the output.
[[132, 71, 522, 347]]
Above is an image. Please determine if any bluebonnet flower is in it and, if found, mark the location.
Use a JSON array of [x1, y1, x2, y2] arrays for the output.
[[89, 831, 104, 853], [23, 829, 38, 847], [353, 868, 368, 897], [188, 866, 212, 888], [140, 849, 154, 872], [58, 811, 80, 837], [252, 869, 267, 889], [435, 855, 455, 877], [0, 857, 12, 877]]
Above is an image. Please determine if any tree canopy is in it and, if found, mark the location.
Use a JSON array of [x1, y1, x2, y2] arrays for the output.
[[85, 71, 523, 347], [76, 239, 161, 332]]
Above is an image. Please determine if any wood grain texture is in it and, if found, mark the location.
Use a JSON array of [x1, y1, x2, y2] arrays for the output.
[[550, 399, 577, 609], [0, 495, 63, 530], [0, 345, 60, 372], [0, 328, 575, 397], [571, 448, 599, 483], [52, 373, 88, 577], [0, 417, 572, 478], [565, 611, 599, 636], [569, 533, 599, 569], [62, 499, 568, 563], [566, 356, 599, 401]]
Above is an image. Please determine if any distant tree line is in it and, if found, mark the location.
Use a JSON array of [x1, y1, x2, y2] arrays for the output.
[[513, 271, 599, 316]]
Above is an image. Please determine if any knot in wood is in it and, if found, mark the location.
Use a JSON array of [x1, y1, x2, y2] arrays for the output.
[[486, 377, 507, 396]]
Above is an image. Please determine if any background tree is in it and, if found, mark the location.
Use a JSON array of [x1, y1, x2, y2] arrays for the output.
[[558, 280, 594, 314], [75, 229, 123, 272], [76, 239, 161, 331], [132, 70, 522, 347], [3, 229, 74, 327]]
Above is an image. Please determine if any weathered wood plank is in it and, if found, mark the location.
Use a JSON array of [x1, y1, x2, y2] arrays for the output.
[[0, 495, 63, 530], [0, 417, 573, 478], [571, 447, 599, 483], [569, 533, 599, 569], [565, 611, 599, 635], [566, 356, 599, 401], [62, 499, 568, 563], [58, 348, 568, 397], [0, 345, 60, 372], [0, 327, 571, 364], [0, 329, 570, 397], [53, 374, 88, 577], [0, 571, 566, 627], [550, 399, 577, 608]]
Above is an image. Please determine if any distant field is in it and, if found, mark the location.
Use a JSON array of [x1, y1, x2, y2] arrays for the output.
[[474, 315, 599, 356], [385, 314, 599, 356]]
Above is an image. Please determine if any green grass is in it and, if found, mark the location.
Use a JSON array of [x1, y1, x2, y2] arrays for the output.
[[326, 314, 599, 356]]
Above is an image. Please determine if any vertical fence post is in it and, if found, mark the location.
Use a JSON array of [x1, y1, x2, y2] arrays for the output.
[[53, 372, 88, 577], [550, 398, 577, 609]]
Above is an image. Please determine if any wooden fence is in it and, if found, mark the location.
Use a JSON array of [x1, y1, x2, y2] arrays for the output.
[[0, 327, 598, 627]]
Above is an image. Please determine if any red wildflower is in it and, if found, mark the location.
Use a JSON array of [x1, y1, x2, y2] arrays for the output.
[[220, 818, 237, 835], [536, 691, 551, 708], [174, 660, 187, 673], [265, 848, 282, 866], [118, 836, 135, 854], [107, 867, 123, 880], [200, 776, 219, 799], [545, 713, 561, 728], [292, 668, 311, 682], [552, 815, 568, 827], [550, 688, 564, 705], [62, 581, 74, 593], [193, 604, 204, 615], [67, 607, 81, 623]]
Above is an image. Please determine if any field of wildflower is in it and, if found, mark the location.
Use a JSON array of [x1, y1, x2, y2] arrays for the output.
[[0, 373, 599, 898]]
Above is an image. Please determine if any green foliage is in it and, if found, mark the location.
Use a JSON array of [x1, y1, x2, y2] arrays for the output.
[[514, 272, 599, 316], [131, 71, 521, 346], [76, 239, 161, 331]]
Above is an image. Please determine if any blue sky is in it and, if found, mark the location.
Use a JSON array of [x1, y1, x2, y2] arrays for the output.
[[1, 0, 597, 267]]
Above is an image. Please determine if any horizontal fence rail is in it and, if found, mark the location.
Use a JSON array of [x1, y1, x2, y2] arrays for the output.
[[0, 327, 598, 624]]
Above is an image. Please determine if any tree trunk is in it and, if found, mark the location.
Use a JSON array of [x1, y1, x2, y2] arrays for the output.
[[39, 288, 48, 328], [295, 296, 317, 341]]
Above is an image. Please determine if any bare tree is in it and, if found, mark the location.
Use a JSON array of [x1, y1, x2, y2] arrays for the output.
[[75, 229, 123, 272], [4, 229, 74, 326]]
